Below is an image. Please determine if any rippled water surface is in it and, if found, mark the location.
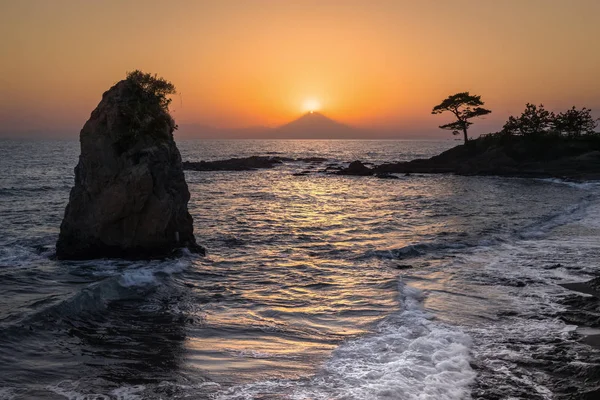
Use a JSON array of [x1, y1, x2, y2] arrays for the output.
[[1, 139, 600, 399]]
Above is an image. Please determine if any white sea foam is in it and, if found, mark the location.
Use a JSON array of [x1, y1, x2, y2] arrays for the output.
[[0, 387, 16, 400], [109, 385, 145, 400], [215, 283, 475, 400], [114, 258, 191, 288], [538, 177, 600, 189], [47, 381, 146, 400], [47, 380, 111, 400], [47, 380, 222, 399], [441, 197, 600, 398], [118, 268, 156, 287], [0, 245, 44, 267]]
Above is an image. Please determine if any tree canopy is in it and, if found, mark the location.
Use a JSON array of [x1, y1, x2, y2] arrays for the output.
[[432, 92, 491, 145], [502, 104, 598, 138], [502, 104, 553, 137], [554, 107, 597, 138], [126, 70, 176, 111]]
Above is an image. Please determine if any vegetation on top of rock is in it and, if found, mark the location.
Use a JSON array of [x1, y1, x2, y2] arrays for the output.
[[501, 104, 598, 139], [112, 71, 178, 153], [432, 92, 492, 145], [502, 104, 554, 137], [126, 70, 177, 111], [554, 107, 598, 137]]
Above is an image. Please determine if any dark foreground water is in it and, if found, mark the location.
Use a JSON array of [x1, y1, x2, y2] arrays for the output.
[[1, 139, 600, 399]]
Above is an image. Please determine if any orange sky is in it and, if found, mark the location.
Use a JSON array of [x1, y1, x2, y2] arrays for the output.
[[1, 0, 599, 137]]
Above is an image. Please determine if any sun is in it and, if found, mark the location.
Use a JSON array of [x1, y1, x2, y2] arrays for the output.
[[303, 98, 321, 113]]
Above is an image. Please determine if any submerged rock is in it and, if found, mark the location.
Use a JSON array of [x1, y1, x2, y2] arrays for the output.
[[56, 75, 203, 259]]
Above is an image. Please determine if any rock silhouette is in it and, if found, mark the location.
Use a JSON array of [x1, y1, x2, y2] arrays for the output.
[[183, 156, 289, 171], [56, 76, 203, 259], [373, 136, 600, 180], [336, 160, 373, 176]]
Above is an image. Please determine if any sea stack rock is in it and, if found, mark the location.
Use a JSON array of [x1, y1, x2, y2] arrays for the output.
[[56, 71, 204, 259]]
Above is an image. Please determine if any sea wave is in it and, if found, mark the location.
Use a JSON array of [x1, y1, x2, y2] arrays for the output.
[[214, 282, 475, 400], [364, 241, 472, 261], [517, 193, 594, 239], [0, 257, 192, 336]]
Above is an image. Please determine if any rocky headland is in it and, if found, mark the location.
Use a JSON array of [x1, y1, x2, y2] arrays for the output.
[[57, 73, 204, 260], [341, 135, 600, 181]]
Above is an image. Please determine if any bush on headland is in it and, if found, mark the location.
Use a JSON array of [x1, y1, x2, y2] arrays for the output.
[[484, 103, 599, 142], [475, 103, 600, 163], [469, 104, 600, 171]]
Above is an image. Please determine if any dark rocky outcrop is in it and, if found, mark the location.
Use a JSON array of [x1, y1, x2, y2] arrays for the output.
[[298, 157, 329, 163], [182, 156, 330, 172], [336, 161, 373, 176], [183, 156, 290, 171], [373, 136, 600, 180], [56, 78, 203, 260], [375, 173, 400, 180]]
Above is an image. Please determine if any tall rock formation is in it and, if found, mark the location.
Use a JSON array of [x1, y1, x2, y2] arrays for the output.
[[56, 73, 203, 259]]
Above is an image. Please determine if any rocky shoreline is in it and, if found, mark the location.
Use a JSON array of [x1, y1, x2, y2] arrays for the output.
[[183, 136, 600, 181]]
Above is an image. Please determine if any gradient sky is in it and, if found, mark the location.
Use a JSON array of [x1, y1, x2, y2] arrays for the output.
[[1, 0, 599, 137]]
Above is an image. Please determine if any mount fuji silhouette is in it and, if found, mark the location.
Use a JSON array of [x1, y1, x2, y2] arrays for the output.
[[178, 112, 362, 139], [274, 112, 357, 139]]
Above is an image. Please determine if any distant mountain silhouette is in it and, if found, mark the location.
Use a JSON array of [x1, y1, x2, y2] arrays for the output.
[[176, 112, 446, 139], [178, 112, 359, 139], [274, 112, 358, 139]]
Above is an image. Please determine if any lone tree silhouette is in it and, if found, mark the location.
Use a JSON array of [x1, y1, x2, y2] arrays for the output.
[[432, 92, 491, 145]]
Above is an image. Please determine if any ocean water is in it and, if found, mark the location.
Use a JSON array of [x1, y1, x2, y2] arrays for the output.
[[1, 138, 599, 399]]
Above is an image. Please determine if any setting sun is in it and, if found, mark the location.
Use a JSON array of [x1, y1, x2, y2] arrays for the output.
[[303, 99, 321, 113]]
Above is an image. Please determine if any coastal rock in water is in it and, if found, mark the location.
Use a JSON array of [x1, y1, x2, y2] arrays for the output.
[[336, 160, 374, 176], [182, 156, 329, 172], [183, 156, 290, 171], [375, 172, 400, 180], [56, 77, 203, 259]]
